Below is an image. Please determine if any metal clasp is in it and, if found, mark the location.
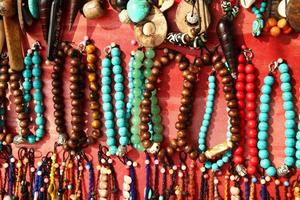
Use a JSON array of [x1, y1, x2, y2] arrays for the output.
[[243, 48, 253, 62]]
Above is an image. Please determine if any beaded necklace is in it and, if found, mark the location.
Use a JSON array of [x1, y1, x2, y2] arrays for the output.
[[257, 58, 296, 177], [101, 43, 129, 156], [251, 1, 268, 37], [51, 42, 87, 150], [21, 42, 46, 144]]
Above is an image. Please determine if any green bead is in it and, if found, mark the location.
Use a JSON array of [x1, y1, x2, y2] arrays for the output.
[[131, 134, 141, 144], [145, 48, 155, 59], [153, 125, 163, 134], [144, 59, 153, 68], [133, 60, 143, 69], [152, 115, 161, 124], [152, 133, 163, 142], [135, 50, 144, 60], [144, 69, 152, 78], [152, 106, 160, 115], [133, 79, 143, 87], [130, 126, 139, 135]]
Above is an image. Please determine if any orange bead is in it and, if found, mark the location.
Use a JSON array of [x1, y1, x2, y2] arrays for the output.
[[86, 44, 96, 54], [270, 26, 281, 37], [87, 54, 97, 63], [277, 18, 287, 29], [267, 17, 278, 27], [282, 25, 293, 34]]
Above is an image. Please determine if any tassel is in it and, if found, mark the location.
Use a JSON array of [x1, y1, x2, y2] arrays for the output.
[[224, 174, 230, 200], [208, 172, 214, 200], [187, 161, 196, 199], [249, 180, 256, 200]]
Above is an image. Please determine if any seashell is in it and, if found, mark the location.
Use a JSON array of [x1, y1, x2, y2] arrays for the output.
[[278, 0, 290, 17], [142, 22, 156, 36], [240, 0, 255, 9], [0, 0, 16, 17], [160, 0, 174, 12], [119, 9, 131, 24], [230, 186, 240, 195], [123, 182, 130, 191], [83, 0, 105, 19], [124, 175, 132, 184]]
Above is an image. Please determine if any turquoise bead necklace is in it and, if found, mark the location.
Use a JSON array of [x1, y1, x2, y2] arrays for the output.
[[296, 116, 300, 168], [251, 1, 267, 37], [257, 58, 296, 177], [198, 72, 232, 172], [21, 42, 45, 144], [101, 43, 129, 156]]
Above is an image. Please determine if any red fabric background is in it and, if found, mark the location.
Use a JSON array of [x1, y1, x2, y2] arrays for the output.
[[6, 1, 300, 199]]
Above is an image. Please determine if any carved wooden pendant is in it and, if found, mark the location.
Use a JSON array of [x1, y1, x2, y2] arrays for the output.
[[287, 0, 300, 31], [175, 0, 211, 37]]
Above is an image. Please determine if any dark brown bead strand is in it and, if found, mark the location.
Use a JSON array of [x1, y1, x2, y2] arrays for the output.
[[85, 42, 102, 144]]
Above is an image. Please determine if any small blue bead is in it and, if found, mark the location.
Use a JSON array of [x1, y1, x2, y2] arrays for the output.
[[199, 144, 206, 151], [102, 77, 111, 85], [114, 74, 124, 83], [34, 104, 44, 113], [206, 107, 213, 114], [23, 93, 31, 103], [102, 58, 111, 67], [114, 83, 124, 92], [200, 126, 207, 133], [259, 113, 269, 122], [116, 118, 126, 127], [258, 131, 268, 141], [32, 67, 41, 76], [35, 116, 44, 126], [211, 163, 219, 171], [266, 166, 276, 176], [280, 73, 291, 83], [107, 137, 116, 146], [261, 85, 272, 94], [260, 104, 270, 113], [198, 138, 205, 145], [264, 76, 274, 85], [23, 81, 32, 90], [283, 101, 294, 111], [119, 127, 128, 136], [116, 110, 125, 118], [217, 160, 224, 167], [33, 92, 43, 101], [252, 177, 257, 183], [285, 147, 295, 156], [281, 83, 292, 92], [33, 79, 42, 89], [101, 85, 111, 94], [282, 92, 293, 101], [114, 92, 124, 101], [111, 47, 121, 57], [208, 83, 215, 89], [285, 120, 295, 129], [119, 136, 129, 145], [205, 161, 212, 169], [257, 140, 268, 149], [23, 69, 32, 78], [285, 111, 295, 119], [284, 181, 290, 187], [208, 76, 215, 82], [106, 129, 115, 137], [260, 94, 270, 104], [258, 122, 268, 131], [36, 128, 45, 138], [260, 159, 271, 169], [203, 113, 211, 120], [285, 129, 295, 138], [202, 119, 210, 127], [27, 135, 36, 144], [104, 112, 113, 120], [278, 63, 289, 73], [256, 13, 262, 18], [102, 94, 112, 103], [207, 95, 214, 102], [32, 55, 41, 64], [111, 57, 121, 65], [113, 65, 122, 74], [103, 103, 112, 112], [208, 89, 215, 95], [222, 156, 229, 163], [115, 101, 125, 109], [101, 68, 111, 76], [259, 150, 269, 159]]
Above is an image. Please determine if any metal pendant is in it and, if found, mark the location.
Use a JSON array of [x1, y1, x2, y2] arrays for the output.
[[252, 17, 264, 37], [147, 142, 160, 154], [277, 164, 289, 177], [57, 134, 66, 145], [116, 146, 127, 157], [236, 164, 247, 177]]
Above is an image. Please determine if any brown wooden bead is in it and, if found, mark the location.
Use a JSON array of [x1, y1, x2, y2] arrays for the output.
[[178, 113, 188, 122], [166, 146, 174, 156], [175, 54, 183, 63], [177, 130, 187, 138], [19, 120, 29, 129], [186, 74, 196, 82], [184, 144, 193, 153], [141, 115, 150, 123], [211, 53, 222, 64], [141, 131, 150, 140], [157, 149, 166, 160], [92, 112, 101, 120], [214, 62, 224, 71], [227, 100, 238, 109], [219, 68, 229, 77], [182, 88, 191, 97], [198, 154, 206, 163], [140, 123, 149, 131], [91, 130, 101, 138], [201, 53, 211, 65], [143, 91, 151, 98], [230, 118, 239, 126], [179, 62, 189, 71], [153, 60, 162, 68], [189, 150, 198, 160], [189, 65, 200, 74], [183, 80, 193, 89], [223, 85, 234, 93], [10, 82, 20, 90], [231, 134, 240, 142], [141, 99, 151, 107], [145, 83, 155, 91], [181, 97, 191, 105], [160, 56, 169, 65], [170, 139, 178, 149], [67, 139, 77, 149], [194, 57, 203, 67], [13, 89, 22, 97], [222, 76, 232, 84], [177, 138, 187, 147], [5, 134, 13, 144], [225, 93, 235, 101], [230, 126, 239, 134], [15, 105, 23, 113], [142, 140, 152, 149], [175, 122, 186, 130], [17, 112, 27, 120], [228, 109, 238, 118]]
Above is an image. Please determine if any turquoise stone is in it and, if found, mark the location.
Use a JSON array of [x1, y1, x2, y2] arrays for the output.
[[266, 166, 276, 176], [27, 135, 36, 144], [127, 0, 151, 23]]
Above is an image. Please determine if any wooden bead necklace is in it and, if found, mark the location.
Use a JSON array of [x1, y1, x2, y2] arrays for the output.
[[51, 42, 87, 150], [21, 42, 46, 144], [257, 58, 296, 177], [101, 43, 130, 156], [83, 39, 102, 144]]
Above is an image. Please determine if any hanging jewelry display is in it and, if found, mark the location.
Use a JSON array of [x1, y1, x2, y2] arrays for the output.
[[257, 58, 296, 178]]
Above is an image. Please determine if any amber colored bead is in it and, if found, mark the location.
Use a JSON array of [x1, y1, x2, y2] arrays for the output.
[[71, 100, 80, 106], [143, 91, 151, 98], [5, 134, 13, 144], [230, 118, 239, 126], [142, 140, 152, 149], [184, 144, 193, 153], [87, 136, 95, 145], [163, 48, 169, 54], [160, 56, 169, 65], [92, 111, 101, 120], [189, 151, 198, 160], [90, 101, 100, 110], [214, 62, 224, 71], [89, 82, 98, 91], [194, 57, 203, 67], [71, 108, 81, 115], [186, 74, 196, 82], [201, 53, 211, 65], [67, 139, 77, 149], [166, 146, 174, 156], [211, 53, 222, 64], [140, 123, 149, 131], [10, 82, 20, 90], [225, 93, 235, 101], [70, 132, 79, 140], [15, 105, 23, 113], [86, 44, 96, 54], [70, 58, 80, 66], [228, 109, 238, 118], [175, 122, 186, 130], [70, 67, 79, 74], [175, 54, 183, 63], [141, 99, 151, 107], [179, 62, 189, 71], [91, 120, 101, 129], [223, 85, 233, 93], [177, 130, 187, 138], [198, 154, 206, 163], [71, 116, 81, 124], [183, 80, 193, 89], [182, 88, 191, 97], [12, 89, 22, 97], [222, 76, 232, 84], [179, 105, 190, 113], [145, 83, 155, 91], [168, 52, 175, 60], [219, 68, 229, 77], [88, 73, 97, 82], [181, 97, 191, 105], [170, 139, 178, 149], [141, 107, 151, 115], [9, 73, 21, 81], [231, 134, 240, 142], [178, 113, 188, 122], [87, 54, 97, 63], [91, 130, 101, 138], [230, 126, 239, 134], [227, 100, 238, 109], [177, 138, 187, 147]]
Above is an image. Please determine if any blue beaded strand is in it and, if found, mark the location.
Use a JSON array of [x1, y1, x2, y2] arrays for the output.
[[22, 46, 45, 144], [257, 61, 296, 176], [198, 74, 232, 172], [101, 45, 129, 155], [251, 1, 267, 37]]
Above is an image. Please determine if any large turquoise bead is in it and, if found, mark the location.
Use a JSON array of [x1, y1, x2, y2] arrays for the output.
[[115, 92, 124, 100], [278, 63, 289, 73], [258, 122, 268, 131], [257, 140, 268, 149], [285, 129, 295, 138], [260, 104, 270, 113], [285, 147, 295, 156], [258, 150, 269, 159], [284, 157, 295, 166], [127, 0, 150, 23], [264, 75, 274, 85], [109, 146, 118, 155], [260, 159, 271, 168], [119, 127, 128, 136], [282, 92, 293, 101], [106, 129, 115, 137], [23, 69, 32, 78], [285, 120, 295, 129], [104, 112, 113, 120], [33, 79, 42, 89], [113, 65, 122, 74], [33, 91, 43, 101], [24, 56, 32, 65], [32, 55, 41, 64], [115, 101, 125, 109], [266, 166, 276, 176], [258, 131, 268, 140], [260, 94, 270, 103], [101, 85, 111, 94], [280, 73, 291, 83], [103, 103, 112, 111], [222, 156, 229, 163], [111, 47, 121, 57], [285, 111, 295, 119], [281, 83, 291, 92], [296, 160, 300, 169], [208, 76, 215, 82], [102, 58, 111, 67], [114, 74, 124, 82], [283, 101, 294, 110], [101, 68, 111, 76], [102, 94, 112, 102], [34, 104, 43, 113], [259, 113, 269, 122], [28, 0, 39, 19], [107, 137, 116, 146], [261, 85, 272, 94], [211, 163, 219, 171], [114, 83, 124, 92], [36, 128, 45, 138], [35, 116, 44, 125], [102, 77, 111, 85], [119, 136, 129, 145], [112, 57, 121, 65], [285, 138, 296, 147], [296, 150, 300, 159], [116, 119, 126, 127], [209, 83, 215, 89], [32, 67, 41, 76], [116, 110, 125, 118], [217, 160, 224, 167], [23, 81, 31, 90]]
